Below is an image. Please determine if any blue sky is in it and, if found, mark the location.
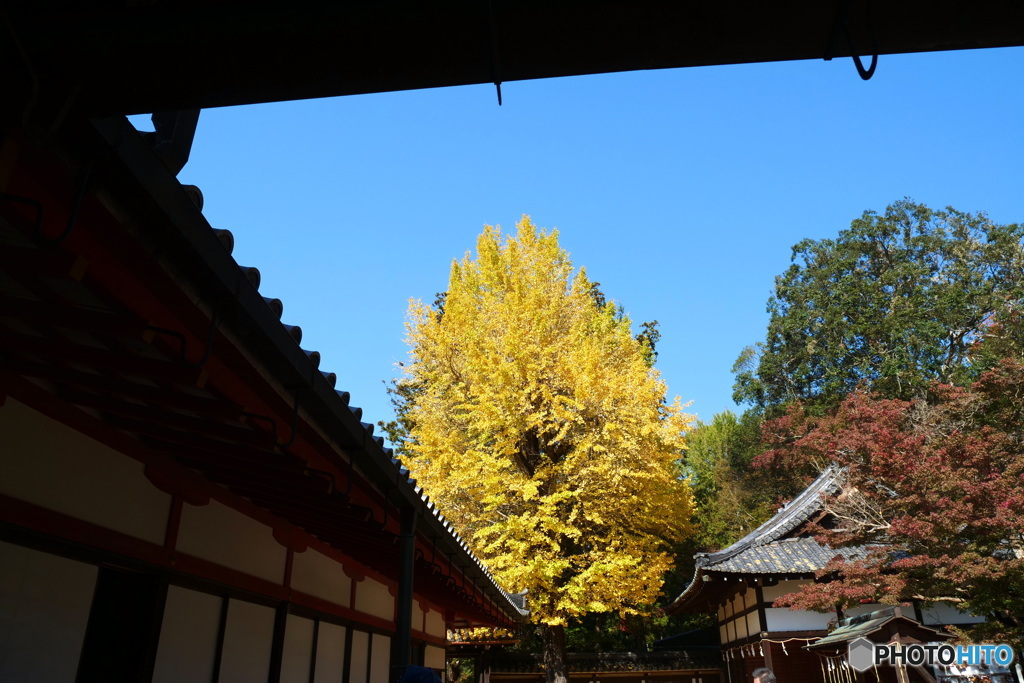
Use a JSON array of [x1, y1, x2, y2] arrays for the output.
[[135, 46, 1024, 436]]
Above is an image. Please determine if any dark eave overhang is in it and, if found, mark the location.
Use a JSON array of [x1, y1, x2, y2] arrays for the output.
[[4, 1, 1024, 116], [0, 114, 526, 627], [94, 114, 527, 622]]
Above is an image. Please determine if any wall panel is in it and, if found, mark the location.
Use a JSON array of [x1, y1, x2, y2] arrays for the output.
[[350, 630, 370, 683], [0, 399, 170, 544], [219, 599, 276, 683], [413, 602, 425, 631], [424, 645, 445, 670], [921, 603, 985, 625], [314, 621, 347, 683], [424, 609, 445, 638], [152, 585, 222, 683], [281, 614, 316, 683], [292, 548, 352, 607], [0, 541, 97, 683], [355, 577, 394, 621], [370, 633, 391, 683], [746, 611, 760, 638], [730, 593, 743, 618], [762, 580, 807, 603], [764, 606, 833, 632], [177, 500, 286, 584], [844, 603, 885, 619], [735, 614, 748, 639]]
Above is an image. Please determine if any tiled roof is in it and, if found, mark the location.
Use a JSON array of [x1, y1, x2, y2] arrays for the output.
[[695, 463, 845, 571], [668, 465, 854, 612], [705, 536, 866, 573], [173, 164, 529, 620], [806, 606, 951, 649]]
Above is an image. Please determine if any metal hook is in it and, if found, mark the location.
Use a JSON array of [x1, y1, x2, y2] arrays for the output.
[[35, 160, 93, 246], [824, 0, 878, 81], [145, 325, 188, 362], [486, 0, 503, 105], [275, 391, 300, 449], [0, 193, 44, 237], [185, 298, 222, 368], [242, 391, 300, 450], [344, 453, 354, 498], [305, 467, 337, 494], [242, 411, 279, 442]]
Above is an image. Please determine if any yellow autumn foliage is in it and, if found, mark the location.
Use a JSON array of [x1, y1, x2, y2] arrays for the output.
[[401, 217, 695, 626]]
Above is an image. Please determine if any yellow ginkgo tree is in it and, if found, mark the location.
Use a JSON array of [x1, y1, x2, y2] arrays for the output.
[[393, 217, 694, 682]]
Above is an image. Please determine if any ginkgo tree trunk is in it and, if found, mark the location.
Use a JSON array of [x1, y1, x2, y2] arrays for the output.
[[394, 217, 695, 683]]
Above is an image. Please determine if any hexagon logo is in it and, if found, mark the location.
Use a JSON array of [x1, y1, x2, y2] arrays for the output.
[[848, 637, 875, 672]]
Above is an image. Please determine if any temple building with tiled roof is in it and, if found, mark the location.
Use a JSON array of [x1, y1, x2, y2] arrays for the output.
[[667, 466, 984, 683]]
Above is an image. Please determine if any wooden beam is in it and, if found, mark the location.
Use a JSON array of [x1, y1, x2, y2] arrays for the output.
[[0, 330, 204, 384], [6, 357, 243, 419]]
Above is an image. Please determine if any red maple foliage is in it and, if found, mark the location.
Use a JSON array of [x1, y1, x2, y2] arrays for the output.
[[755, 359, 1024, 646]]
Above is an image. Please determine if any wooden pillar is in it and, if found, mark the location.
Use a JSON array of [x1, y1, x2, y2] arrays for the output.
[[391, 506, 418, 683], [762, 638, 774, 673]]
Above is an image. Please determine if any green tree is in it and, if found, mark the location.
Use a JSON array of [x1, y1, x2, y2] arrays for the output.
[[734, 199, 1024, 414], [735, 200, 1024, 647], [681, 410, 782, 550], [395, 217, 694, 683]]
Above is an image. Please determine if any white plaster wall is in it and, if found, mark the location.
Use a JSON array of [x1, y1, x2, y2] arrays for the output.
[[0, 541, 97, 683], [746, 611, 760, 637], [425, 609, 445, 638], [734, 615, 748, 640], [355, 577, 395, 621], [280, 614, 315, 683], [152, 585, 222, 683], [291, 548, 352, 606], [762, 580, 809, 603], [764, 607, 834, 632], [350, 630, 370, 683], [844, 603, 886, 619], [370, 633, 391, 683], [719, 623, 729, 644], [921, 603, 986, 626], [413, 602, 425, 631], [177, 499, 286, 584], [0, 399, 170, 544], [219, 599, 276, 683], [424, 645, 445, 670], [730, 593, 743, 618], [314, 621, 347, 683]]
